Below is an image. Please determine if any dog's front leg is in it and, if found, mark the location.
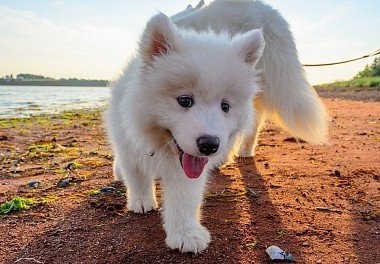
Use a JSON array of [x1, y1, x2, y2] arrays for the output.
[[123, 165, 158, 214], [162, 173, 210, 253]]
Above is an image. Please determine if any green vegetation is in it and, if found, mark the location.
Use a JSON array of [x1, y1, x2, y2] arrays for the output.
[[38, 195, 60, 203], [355, 57, 380, 78], [1, 197, 36, 214], [316, 77, 380, 90], [17, 74, 53, 80], [28, 144, 53, 152], [66, 162, 81, 170], [0, 108, 103, 129], [88, 189, 101, 196], [0, 73, 107, 87], [0, 117, 33, 128], [1, 195, 59, 215], [316, 56, 380, 89]]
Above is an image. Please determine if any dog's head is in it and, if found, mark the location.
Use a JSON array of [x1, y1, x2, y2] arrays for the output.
[[134, 13, 264, 178]]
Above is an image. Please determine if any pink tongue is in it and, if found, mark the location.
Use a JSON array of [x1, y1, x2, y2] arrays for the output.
[[181, 153, 209, 179]]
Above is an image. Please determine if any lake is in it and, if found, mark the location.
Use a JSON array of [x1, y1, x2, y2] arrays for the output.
[[0, 86, 110, 118]]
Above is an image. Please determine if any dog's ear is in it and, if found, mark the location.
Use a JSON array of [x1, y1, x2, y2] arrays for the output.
[[139, 13, 180, 65], [232, 29, 265, 67]]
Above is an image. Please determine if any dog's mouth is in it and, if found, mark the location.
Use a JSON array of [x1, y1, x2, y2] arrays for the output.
[[173, 138, 209, 179]]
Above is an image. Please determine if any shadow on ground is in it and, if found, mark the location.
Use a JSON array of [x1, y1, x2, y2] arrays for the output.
[[11, 159, 305, 264]]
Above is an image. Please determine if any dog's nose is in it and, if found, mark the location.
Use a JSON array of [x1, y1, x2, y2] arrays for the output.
[[197, 136, 220, 155]]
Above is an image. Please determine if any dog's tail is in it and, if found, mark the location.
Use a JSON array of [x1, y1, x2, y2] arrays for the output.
[[258, 21, 329, 144]]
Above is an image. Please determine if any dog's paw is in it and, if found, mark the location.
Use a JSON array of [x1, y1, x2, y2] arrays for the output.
[[128, 195, 158, 214], [165, 224, 211, 253]]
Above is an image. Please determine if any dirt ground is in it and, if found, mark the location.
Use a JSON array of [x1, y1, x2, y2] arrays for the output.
[[0, 92, 379, 264]]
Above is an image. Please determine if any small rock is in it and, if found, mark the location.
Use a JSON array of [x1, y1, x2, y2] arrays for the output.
[[283, 137, 306, 143], [302, 242, 310, 247], [264, 163, 270, 169], [315, 206, 341, 213], [316, 260, 322, 264], [333, 170, 341, 177], [266, 245, 294, 261], [103, 154, 113, 160], [66, 162, 80, 170], [58, 178, 71, 188], [269, 184, 281, 189], [100, 186, 116, 194], [296, 228, 309, 236], [28, 181, 41, 188], [89, 151, 98, 156]]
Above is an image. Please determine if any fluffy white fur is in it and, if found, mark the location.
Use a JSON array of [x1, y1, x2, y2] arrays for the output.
[[106, 0, 328, 254]]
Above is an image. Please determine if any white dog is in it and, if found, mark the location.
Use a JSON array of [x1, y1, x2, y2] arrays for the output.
[[106, 0, 328, 253]]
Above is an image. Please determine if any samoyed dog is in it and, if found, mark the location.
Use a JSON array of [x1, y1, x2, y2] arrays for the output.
[[106, 0, 328, 253]]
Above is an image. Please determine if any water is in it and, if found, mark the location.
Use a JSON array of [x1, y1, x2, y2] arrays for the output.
[[0, 86, 110, 118]]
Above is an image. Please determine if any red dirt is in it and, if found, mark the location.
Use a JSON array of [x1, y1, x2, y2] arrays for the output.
[[0, 96, 379, 264]]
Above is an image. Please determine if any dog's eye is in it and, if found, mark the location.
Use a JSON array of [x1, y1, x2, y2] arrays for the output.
[[221, 101, 230, 113], [177, 95, 194, 108]]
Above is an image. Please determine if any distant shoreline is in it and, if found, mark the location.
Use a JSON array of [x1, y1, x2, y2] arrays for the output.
[[0, 80, 108, 87]]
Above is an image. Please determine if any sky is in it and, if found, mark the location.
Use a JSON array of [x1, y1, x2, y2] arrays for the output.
[[0, 0, 379, 84]]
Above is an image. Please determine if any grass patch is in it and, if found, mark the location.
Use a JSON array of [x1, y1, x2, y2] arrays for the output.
[[28, 144, 52, 152], [1, 197, 36, 214], [27, 142, 79, 159], [0, 108, 103, 128], [315, 77, 380, 91], [88, 189, 101, 196], [0, 117, 33, 128], [38, 195, 59, 204], [37, 119, 52, 126], [1, 195, 59, 215]]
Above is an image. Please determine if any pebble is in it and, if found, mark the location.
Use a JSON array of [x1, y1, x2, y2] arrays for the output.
[[28, 181, 41, 188], [58, 178, 71, 188], [266, 245, 294, 261], [66, 162, 78, 170], [100, 186, 116, 194]]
